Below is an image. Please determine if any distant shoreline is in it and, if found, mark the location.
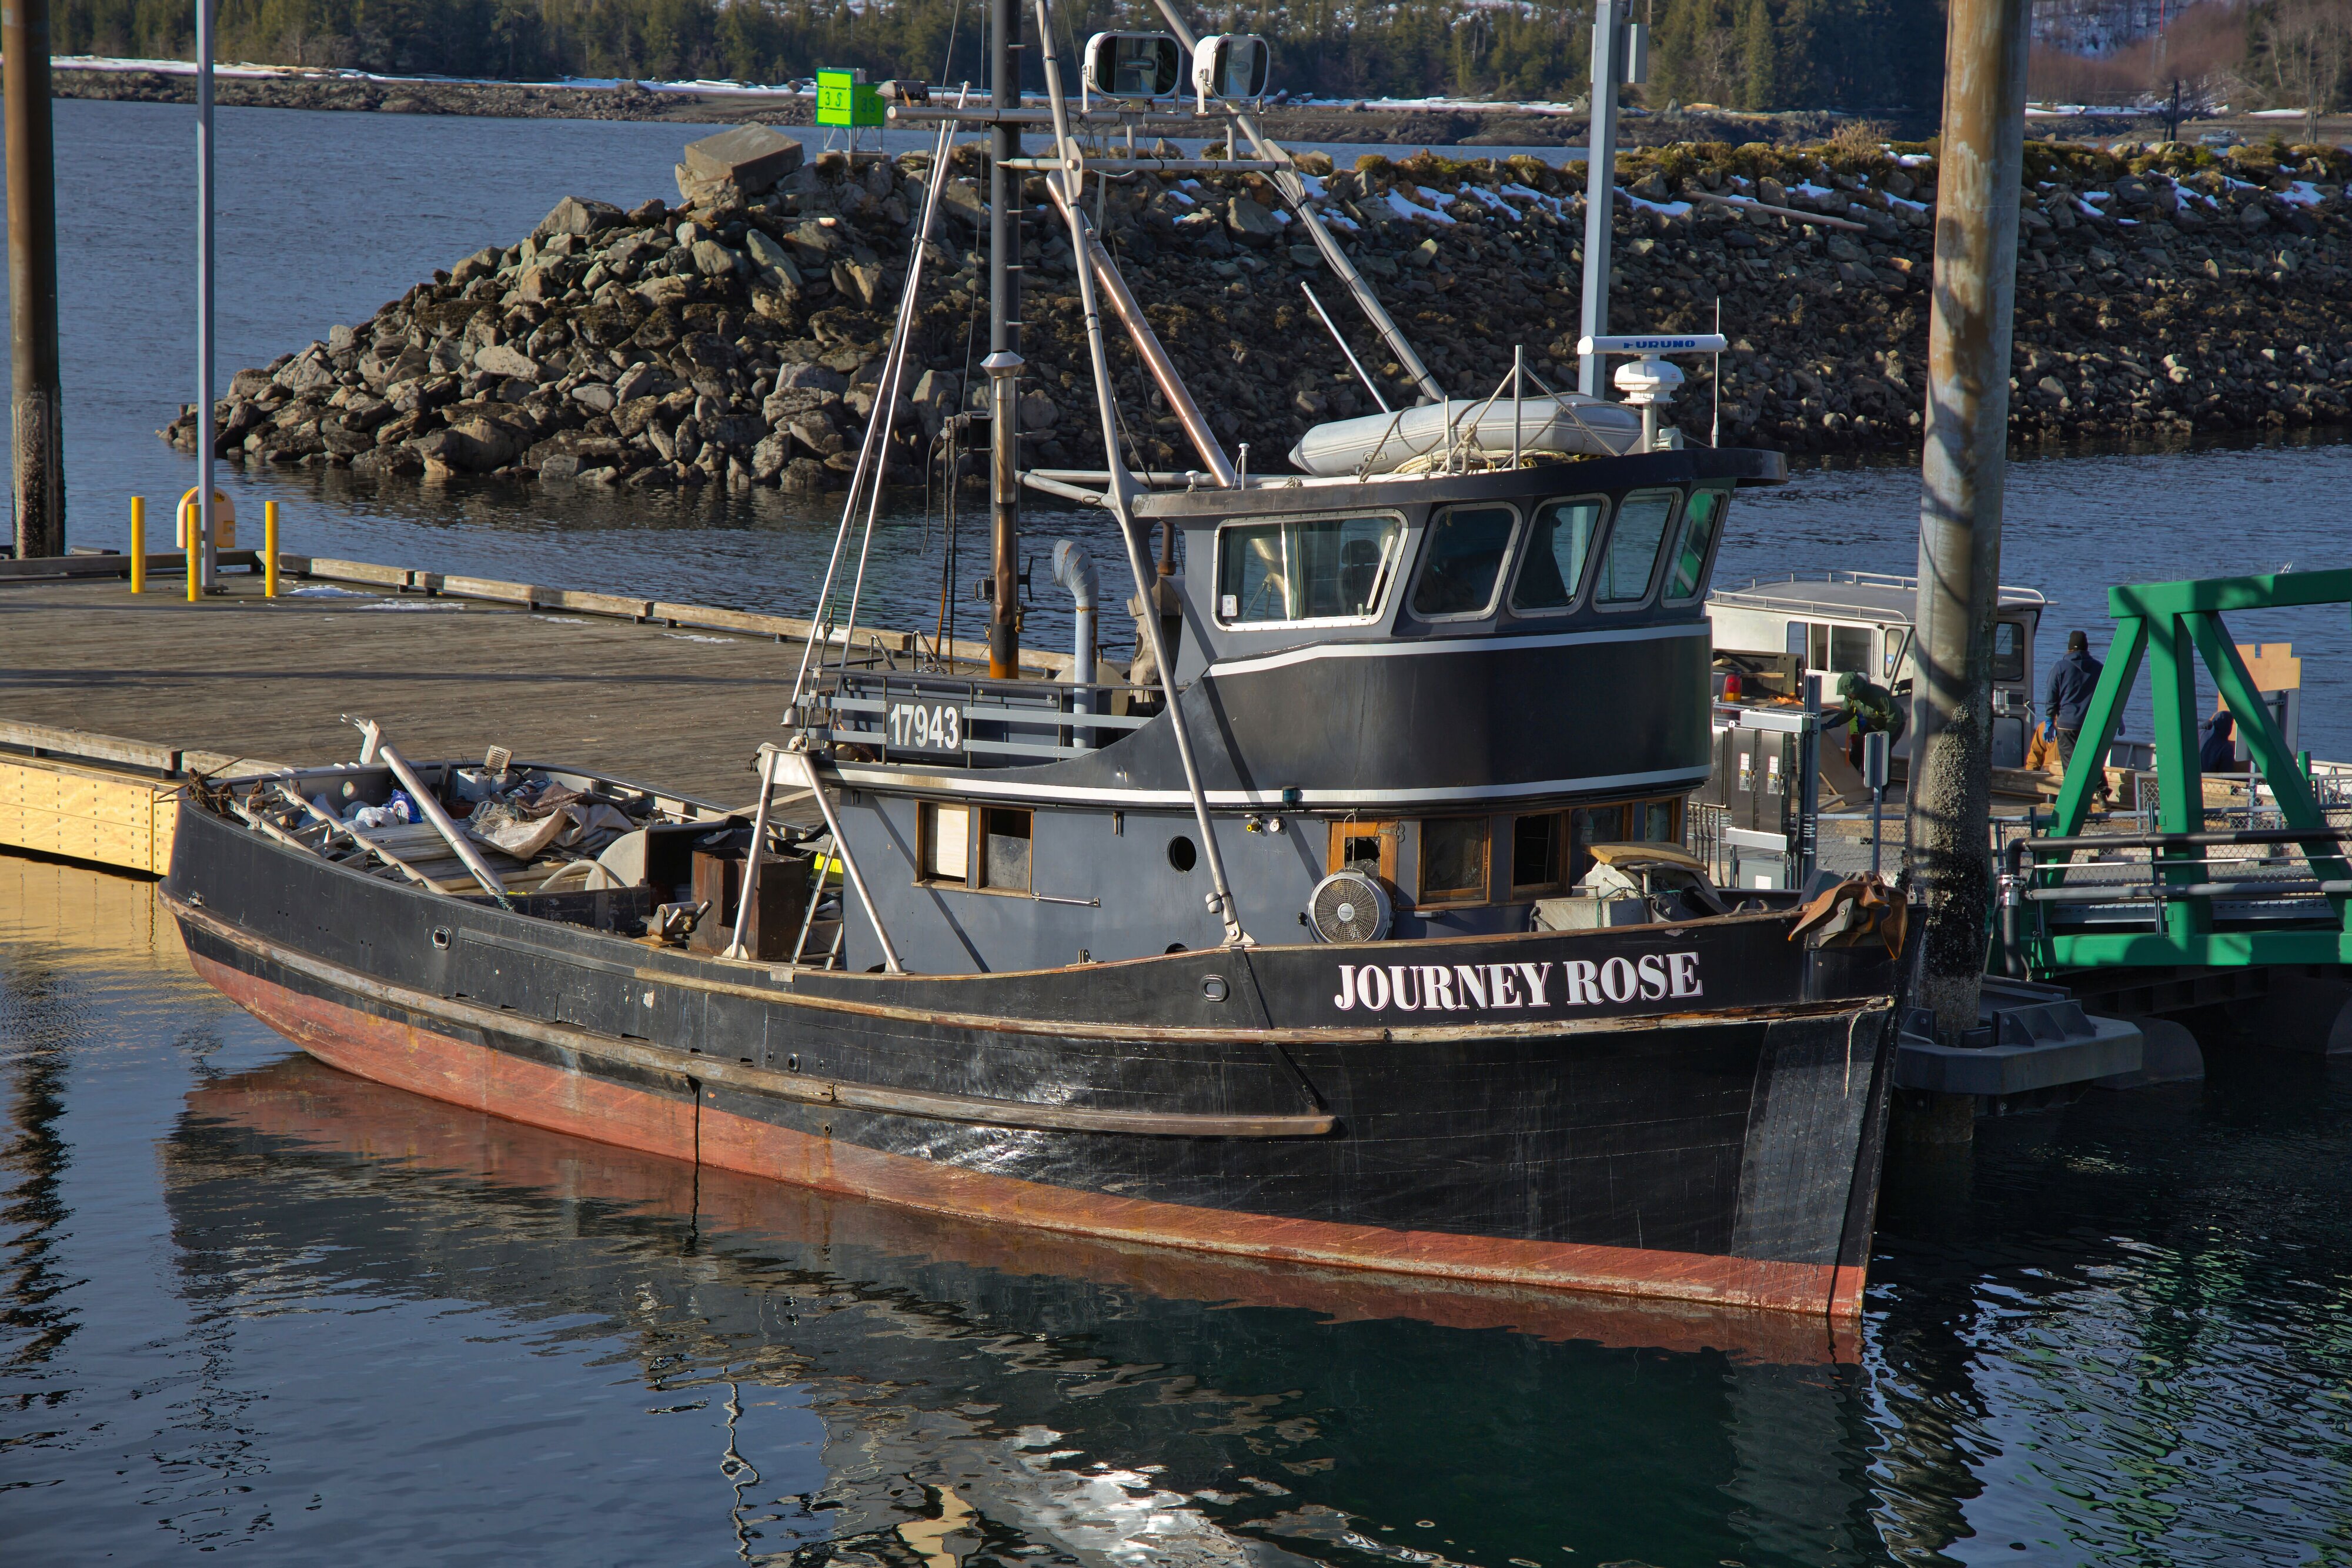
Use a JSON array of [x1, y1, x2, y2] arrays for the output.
[[52, 61, 2348, 155], [51, 59, 1907, 148]]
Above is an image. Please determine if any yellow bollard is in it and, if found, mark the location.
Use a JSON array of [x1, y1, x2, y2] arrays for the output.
[[188, 533, 199, 602], [129, 497, 145, 593], [264, 501, 279, 597]]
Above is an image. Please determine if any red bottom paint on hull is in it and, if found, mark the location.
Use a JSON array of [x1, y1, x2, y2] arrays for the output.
[[195, 952, 1866, 1320]]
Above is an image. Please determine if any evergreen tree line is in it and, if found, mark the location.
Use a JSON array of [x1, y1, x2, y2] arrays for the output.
[[54, 0, 1946, 112]]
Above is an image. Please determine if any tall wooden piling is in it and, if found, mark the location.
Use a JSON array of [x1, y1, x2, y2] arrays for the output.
[[1906, 0, 2033, 1041], [987, 0, 1023, 678], [2, 0, 66, 559]]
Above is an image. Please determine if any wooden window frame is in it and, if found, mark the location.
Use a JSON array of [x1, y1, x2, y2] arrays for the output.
[[1325, 818, 1399, 884], [1415, 815, 1492, 908], [978, 805, 1034, 894], [916, 800, 974, 887]]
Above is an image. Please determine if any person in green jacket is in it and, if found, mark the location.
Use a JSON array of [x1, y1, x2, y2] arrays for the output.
[[1833, 671, 1906, 770]]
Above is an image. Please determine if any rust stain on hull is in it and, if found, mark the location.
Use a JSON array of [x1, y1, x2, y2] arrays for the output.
[[197, 951, 1863, 1321]]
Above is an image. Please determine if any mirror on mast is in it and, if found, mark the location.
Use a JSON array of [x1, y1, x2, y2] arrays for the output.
[[1085, 32, 1183, 99], [1191, 34, 1270, 107]]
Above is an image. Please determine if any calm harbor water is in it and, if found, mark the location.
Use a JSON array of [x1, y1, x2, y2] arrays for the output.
[[11, 858, 2352, 1564], [14, 99, 2352, 754], [13, 96, 2352, 1564]]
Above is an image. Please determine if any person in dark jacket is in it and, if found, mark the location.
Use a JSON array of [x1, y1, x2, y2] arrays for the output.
[[2199, 710, 2242, 774], [2044, 630, 2103, 770]]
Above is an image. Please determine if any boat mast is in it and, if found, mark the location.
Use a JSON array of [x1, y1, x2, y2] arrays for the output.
[[1578, 0, 1627, 398], [987, 0, 1024, 679]]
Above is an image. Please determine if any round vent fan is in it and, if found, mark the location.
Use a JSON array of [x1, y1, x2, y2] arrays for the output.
[[1308, 871, 1393, 944]]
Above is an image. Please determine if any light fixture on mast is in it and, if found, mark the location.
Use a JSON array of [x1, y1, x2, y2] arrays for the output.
[[1084, 31, 1182, 104], [1191, 34, 1269, 111]]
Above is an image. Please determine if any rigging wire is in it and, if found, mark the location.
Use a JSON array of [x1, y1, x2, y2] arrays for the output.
[[830, 106, 965, 688], [938, 0, 967, 86], [789, 101, 964, 708]]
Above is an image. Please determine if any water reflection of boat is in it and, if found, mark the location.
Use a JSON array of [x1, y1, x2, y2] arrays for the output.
[[169, 1052, 1883, 1564], [185, 1053, 1855, 1365]]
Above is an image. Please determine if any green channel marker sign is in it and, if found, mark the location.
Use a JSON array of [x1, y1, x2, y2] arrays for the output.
[[816, 69, 884, 128]]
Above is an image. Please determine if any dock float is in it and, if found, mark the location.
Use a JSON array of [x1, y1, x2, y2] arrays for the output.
[[0, 551, 1074, 875]]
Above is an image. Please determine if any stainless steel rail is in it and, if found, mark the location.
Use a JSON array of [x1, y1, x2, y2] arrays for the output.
[[2000, 823, 2352, 974]]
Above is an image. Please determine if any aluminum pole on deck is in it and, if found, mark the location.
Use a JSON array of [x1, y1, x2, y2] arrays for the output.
[[987, 0, 1024, 678], [3, 0, 65, 558], [1576, 0, 1626, 399], [1906, 0, 2033, 1044]]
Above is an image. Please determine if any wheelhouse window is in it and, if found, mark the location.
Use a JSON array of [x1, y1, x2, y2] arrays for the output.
[[1665, 489, 1729, 603], [1593, 490, 1680, 606], [1790, 621, 1875, 676], [1418, 817, 1489, 905], [917, 802, 970, 884], [1511, 498, 1605, 612], [1992, 620, 2027, 682], [1409, 505, 1517, 620], [1509, 813, 1565, 896], [1216, 513, 1402, 626], [1566, 796, 1685, 885], [980, 807, 1031, 892]]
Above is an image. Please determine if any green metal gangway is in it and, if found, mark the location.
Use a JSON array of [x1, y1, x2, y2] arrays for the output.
[[2002, 569, 2352, 978]]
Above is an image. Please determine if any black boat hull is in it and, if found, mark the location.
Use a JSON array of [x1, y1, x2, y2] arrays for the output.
[[165, 799, 1902, 1319]]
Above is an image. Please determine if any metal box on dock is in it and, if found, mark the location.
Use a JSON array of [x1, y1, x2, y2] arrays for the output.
[[1696, 703, 1818, 890]]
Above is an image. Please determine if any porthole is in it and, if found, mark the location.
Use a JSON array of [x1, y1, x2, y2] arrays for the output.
[[430, 926, 452, 951], [1202, 976, 1230, 1002], [1167, 835, 1198, 872]]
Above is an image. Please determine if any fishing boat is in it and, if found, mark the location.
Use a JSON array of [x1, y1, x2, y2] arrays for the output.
[[165, 0, 1915, 1320]]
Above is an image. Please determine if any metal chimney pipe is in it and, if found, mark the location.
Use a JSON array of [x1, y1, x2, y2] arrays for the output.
[[1053, 539, 1098, 744], [1905, 0, 2033, 1047]]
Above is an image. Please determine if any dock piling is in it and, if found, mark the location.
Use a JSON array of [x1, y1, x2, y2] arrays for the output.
[[194, 0, 220, 594], [3, 0, 66, 559], [1905, 0, 2032, 1045]]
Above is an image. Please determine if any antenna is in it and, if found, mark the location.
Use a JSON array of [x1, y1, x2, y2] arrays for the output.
[[1299, 283, 1390, 413], [1711, 299, 1722, 449]]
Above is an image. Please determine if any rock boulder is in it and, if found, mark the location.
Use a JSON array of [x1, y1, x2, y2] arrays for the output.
[[682, 123, 806, 191], [473, 343, 539, 381], [535, 196, 624, 240], [1225, 196, 1282, 247]]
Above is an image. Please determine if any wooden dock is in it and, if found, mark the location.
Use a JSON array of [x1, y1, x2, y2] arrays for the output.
[[0, 553, 1067, 875]]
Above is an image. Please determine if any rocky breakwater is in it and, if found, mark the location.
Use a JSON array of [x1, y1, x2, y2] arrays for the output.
[[164, 128, 2352, 486]]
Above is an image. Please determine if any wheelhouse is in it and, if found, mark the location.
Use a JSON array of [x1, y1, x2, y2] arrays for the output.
[[800, 447, 1785, 971], [1706, 570, 2049, 767]]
